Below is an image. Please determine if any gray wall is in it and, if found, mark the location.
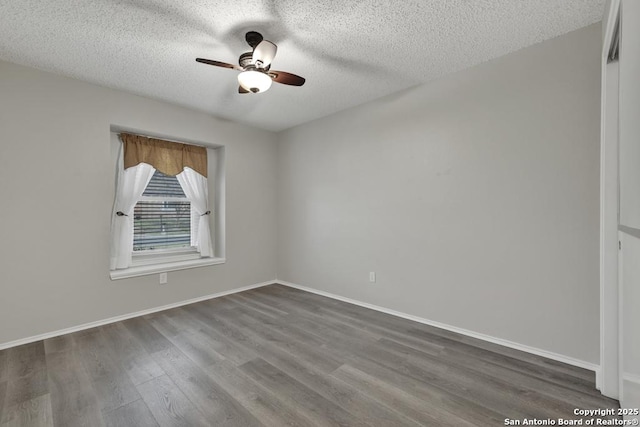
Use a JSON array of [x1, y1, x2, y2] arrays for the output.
[[0, 60, 278, 345], [276, 24, 601, 363]]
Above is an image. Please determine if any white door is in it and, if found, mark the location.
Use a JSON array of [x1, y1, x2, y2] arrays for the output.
[[618, 231, 640, 417]]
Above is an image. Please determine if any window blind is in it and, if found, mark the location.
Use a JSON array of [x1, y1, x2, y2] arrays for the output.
[[133, 171, 191, 251]]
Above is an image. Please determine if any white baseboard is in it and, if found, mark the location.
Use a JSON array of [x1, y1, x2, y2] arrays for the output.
[[0, 280, 274, 351], [277, 280, 600, 375]]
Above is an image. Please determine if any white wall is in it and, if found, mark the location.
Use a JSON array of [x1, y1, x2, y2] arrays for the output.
[[277, 24, 601, 363], [0, 60, 278, 345]]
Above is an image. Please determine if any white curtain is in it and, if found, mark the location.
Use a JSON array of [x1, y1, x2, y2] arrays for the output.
[[110, 147, 156, 270], [176, 167, 214, 258]]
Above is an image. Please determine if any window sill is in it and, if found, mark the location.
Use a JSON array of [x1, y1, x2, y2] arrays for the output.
[[110, 257, 226, 280]]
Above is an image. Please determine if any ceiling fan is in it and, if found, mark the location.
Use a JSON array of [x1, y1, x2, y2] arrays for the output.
[[196, 31, 306, 94]]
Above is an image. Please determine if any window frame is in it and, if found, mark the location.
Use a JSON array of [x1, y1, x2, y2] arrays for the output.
[[109, 129, 226, 280]]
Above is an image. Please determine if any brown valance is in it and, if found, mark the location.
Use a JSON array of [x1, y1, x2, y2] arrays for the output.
[[120, 133, 207, 177]]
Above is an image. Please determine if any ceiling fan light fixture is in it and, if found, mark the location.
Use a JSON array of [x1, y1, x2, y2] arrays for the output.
[[196, 31, 305, 94], [237, 70, 272, 93]]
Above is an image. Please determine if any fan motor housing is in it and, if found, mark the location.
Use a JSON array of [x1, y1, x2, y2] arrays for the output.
[[239, 52, 253, 68]]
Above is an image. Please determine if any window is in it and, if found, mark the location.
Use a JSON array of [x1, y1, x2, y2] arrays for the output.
[[133, 171, 192, 252], [109, 131, 226, 280]]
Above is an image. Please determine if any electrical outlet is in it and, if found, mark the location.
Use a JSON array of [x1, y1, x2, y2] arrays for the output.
[[159, 272, 168, 284], [369, 272, 376, 283]]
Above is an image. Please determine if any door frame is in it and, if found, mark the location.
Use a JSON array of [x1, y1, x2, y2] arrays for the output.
[[599, 0, 621, 399]]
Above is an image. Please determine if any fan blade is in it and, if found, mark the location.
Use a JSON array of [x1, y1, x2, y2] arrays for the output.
[[196, 58, 242, 70], [252, 41, 277, 67], [269, 71, 305, 86], [245, 31, 263, 48], [239, 86, 249, 94]]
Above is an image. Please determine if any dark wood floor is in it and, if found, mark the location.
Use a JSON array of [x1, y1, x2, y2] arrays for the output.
[[0, 284, 618, 426]]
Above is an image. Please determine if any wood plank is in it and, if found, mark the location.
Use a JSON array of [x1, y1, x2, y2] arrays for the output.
[[74, 330, 141, 413], [239, 358, 367, 427], [0, 381, 6, 423], [338, 354, 507, 426], [211, 306, 343, 373], [98, 323, 165, 386], [250, 288, 447, 361], [242, 288, 319, 315], [224, 293, 289, 319], [247, 289, 449, 373], [0, 393, 53, 427], [245, 290, 386, 343], [122, 317, 174, 354], [228, 302, 337, 353], [136, 375, 209, 427], [409, 324, 595, 381], [231, 291, 289, 316], [332, 363, 477, 427], [406, 327, 598, 389], [363, 337, 578, 420], [151, 346, 263, 427], [398, 326, 599, 396], [1, 344, 49, 425], [46, 349, 104, 427], [177, 304, 266, 366], [102, 399, 158, 427], [1, 369, 48, 418], [188, 300, 338, 374], [4, 344, 45, 381], [0, 351, 8, 383], [239, 343, 423, 427], [142, 313, 182, 339], [1, 344, 50, 425], [176, 309, 258, 366], [205, 359, 320, 427], [436, 345, 620, 410], [43, 335, 76, 356], [146, 314, 226, 368]]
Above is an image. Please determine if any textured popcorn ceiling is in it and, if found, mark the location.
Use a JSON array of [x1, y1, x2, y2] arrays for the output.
[[0, 1, 604, 131]]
